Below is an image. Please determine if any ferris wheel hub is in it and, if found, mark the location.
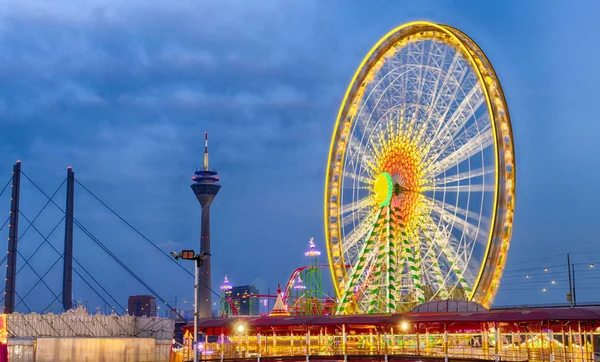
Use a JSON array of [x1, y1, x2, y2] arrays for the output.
[[373, 172, 393, 206], [393, 183, 402, 196]]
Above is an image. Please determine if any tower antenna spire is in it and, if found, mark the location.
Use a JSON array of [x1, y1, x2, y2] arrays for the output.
[[203, 132, 209, 171]]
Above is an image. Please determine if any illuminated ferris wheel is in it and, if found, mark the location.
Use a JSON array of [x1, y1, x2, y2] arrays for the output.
[[324, 21, 515, 314]]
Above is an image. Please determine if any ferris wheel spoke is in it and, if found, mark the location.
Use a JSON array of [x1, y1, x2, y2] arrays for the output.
[[409, 111, 435, 152], [345, 152, 376, 183], [411, 42, 433, 118], [421, 217, 473, 295], [425, 64, 471, 141], [428, 199, 485, 244], [342, 169, 372, 186], [436, 184, 495, 193], [417, 214, 461, 300], [425, 51, 463, 125], [423, 241, 450, 299], [410, 68, 448, 141], [424, 165, 495, 189], [342, 208, 372, 227], [417, 217, 445, 297], [448, 235, 479, 281], [434, 198, 487, 229], [426, 112, 491, 171], [345, 134, 377, 175], [341, 196, 374, 216], [446, 79, 484, 122], [356, 66, 416, 136], [369, 131, 387, 162], [445, 238, 476, 296], [425, 94, 484, 167], [342, 210, 381, 254], [423, 45, 453, 124], [426, 126, 493, 177], [428, 240, 458, 299]]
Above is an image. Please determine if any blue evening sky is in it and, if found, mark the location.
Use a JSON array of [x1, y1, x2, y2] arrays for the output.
[[1, 0, 599, 313]]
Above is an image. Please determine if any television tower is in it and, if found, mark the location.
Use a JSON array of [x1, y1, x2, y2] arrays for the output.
[[191, 132, 221, 319]]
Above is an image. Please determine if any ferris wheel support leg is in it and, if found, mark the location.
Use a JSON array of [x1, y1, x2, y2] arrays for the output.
[[385, 208, 397, 312], [367, 240, 386, 314], [337, 209, 384, 314]]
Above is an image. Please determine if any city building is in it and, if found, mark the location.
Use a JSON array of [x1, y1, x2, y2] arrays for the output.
[[229, 285, 259, 316], [127, 295, 156, 317]]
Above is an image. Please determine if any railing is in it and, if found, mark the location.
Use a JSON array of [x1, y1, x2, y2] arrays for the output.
[[196, 343, 596, 362], [191, 335, 597, 362], [195, 349, 596, 362]]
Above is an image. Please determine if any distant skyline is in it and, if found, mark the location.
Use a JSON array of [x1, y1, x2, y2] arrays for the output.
[[1, 0, 600, 312]]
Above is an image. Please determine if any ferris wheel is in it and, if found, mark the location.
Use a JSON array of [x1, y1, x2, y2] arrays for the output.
[[324, 21, 515, 314]]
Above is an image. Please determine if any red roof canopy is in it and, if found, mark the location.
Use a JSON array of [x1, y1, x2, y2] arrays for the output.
[[190, 306, 600, 335]]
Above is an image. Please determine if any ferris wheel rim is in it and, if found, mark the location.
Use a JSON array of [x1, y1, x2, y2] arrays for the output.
[[324, 21, 516, 312]]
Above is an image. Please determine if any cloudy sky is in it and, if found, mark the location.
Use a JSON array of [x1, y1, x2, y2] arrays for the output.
[[1, 0, 600, 314]]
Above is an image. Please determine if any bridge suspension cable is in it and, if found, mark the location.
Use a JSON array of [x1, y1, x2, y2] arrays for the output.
[[0, 169, 136, 334], [4, 171, 132, 315], [74, 178, 222, 299], [0, 177, 65, 268], [75, 180, 194, 276], [0, 201, 66, 309], [20, 171, 186, 319], [0, 175, 80, 312], [0, 176, 11, 197]]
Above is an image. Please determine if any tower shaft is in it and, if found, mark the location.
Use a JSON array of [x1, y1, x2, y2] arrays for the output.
[[191, 188, 219, 318], [198, 200, 213, 319]]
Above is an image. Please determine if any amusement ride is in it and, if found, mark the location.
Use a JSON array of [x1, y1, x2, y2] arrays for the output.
[[219, 238, 335, 317], [324, 21, 515, 314]]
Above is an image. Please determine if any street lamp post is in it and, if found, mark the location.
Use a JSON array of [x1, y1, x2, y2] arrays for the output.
[[172, 249, 211, 362]]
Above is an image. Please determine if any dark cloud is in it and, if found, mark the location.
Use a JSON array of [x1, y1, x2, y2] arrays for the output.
[[1, 0, 600, 312]]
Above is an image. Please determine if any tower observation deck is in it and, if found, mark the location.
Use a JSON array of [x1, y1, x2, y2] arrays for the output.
[[191, 132, 221, 319]]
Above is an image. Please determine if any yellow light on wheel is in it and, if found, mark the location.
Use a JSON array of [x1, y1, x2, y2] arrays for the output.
[[373, 172, 393, 207]]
